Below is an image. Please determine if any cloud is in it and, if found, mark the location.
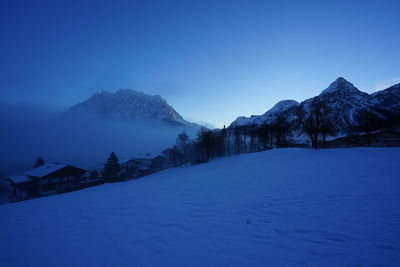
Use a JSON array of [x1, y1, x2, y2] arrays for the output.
[[0, 105, 199, 175], [185, 117, 215, 129], [374, 77, 400, 92]]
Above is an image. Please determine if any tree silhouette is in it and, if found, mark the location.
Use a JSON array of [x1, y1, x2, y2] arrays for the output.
[[271, 115, 290, 147], [297, 98, 331, 149], [102, 152, 121, 182], [176, 131, 190, 165], [33, 157, 45, 168], [355, 108, 378, 147]]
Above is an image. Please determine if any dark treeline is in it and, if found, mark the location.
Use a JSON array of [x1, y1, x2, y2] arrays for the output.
[[160, 99, 400, 167], [160, 120, 298, 167]]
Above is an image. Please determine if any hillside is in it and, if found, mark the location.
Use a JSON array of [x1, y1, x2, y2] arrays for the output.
[[1, 148, 399, 266]]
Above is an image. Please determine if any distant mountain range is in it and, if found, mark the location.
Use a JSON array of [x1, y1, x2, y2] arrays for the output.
[[65, 89, 195, 127], [230, 77, 400, 138], [64, 80, 399, 140]]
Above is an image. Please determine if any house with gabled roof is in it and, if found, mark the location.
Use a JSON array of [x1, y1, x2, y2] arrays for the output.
[[120, 154, 167, 179], [7, 163, 87, 200], [24, 163, 87, 195]]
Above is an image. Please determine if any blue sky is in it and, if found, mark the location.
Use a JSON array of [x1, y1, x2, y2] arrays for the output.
[[1, 0, 399, 127]]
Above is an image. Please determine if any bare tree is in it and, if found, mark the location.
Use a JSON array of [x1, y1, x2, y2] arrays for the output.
[[248, 126, 258, 152], [195, 128, 215, 162], [257, 124, 272, 150], [297, 98, 331, 149], [176, 131, 190, 165], [162, 147, 180, 167], [355, 108, 378, 147], [271, 115, 290, 147], [232, 127, 241, 155]]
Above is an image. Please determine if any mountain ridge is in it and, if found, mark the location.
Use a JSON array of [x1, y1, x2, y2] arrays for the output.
[[64, 88, 192, 127], [229, 77, 400, 137]]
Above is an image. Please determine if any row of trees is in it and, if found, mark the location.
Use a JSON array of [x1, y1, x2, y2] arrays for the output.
[[97, 98, 400, 178], [161, 99, 399, 167], [35, 98, 395, 180], [161, 117, 296, 167]]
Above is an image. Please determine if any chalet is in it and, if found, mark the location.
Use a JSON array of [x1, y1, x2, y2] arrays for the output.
[[151, 155, 168, 171], [120, 157, 152, 179], [6, 175, 33, 201], [23, 164, 87, 196], [80, 170, 104, 188], [7, 163, 87, 200], [120, 154, 168, 179]]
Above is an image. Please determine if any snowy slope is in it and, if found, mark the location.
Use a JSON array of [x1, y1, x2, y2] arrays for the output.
[[1, 148, 400, 266], [230, 100, 299, 127], [371, 83, 400, 115]]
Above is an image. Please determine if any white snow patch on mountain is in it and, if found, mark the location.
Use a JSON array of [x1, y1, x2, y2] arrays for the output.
[[65, 89, 192, 126], [319, 77, 360, 96], [230, 100, 299, 127]]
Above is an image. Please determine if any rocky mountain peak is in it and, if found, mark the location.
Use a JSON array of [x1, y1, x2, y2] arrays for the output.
[[320, 77, 361, 96], [65, 89, 187, 126]]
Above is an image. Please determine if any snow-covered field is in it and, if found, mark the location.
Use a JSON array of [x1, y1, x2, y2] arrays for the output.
[[1, 148, 400, 266]]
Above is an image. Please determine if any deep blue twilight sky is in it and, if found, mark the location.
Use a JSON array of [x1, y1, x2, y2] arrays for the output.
[[1, 0, 399, 127]]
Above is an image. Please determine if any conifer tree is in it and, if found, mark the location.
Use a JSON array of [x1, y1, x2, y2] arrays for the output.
[[102, 152, 121, 182], [33, 156, 45, 168]]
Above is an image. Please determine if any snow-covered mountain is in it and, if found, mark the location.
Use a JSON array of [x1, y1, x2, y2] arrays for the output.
[[65, 89, 191, 127], [229, 77, 400, 135], [231, 100, 300, 127], [0, 89, 203, 175], [304, 77, 371, 130], [371, 83, 400, 115]]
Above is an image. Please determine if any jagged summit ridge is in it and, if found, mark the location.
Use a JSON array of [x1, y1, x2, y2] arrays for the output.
[[66, 89, 187, 126], [229, 77, 400, 133]]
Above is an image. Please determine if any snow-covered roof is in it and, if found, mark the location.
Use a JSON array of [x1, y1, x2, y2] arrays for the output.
[[24, 164, 68, 178], [122, 158, 152, 165], [8, 175, 31, 184], [133, 153, 154, 159]]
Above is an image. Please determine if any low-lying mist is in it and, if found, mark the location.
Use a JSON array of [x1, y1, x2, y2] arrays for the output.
[[0, 105, 198, 175]]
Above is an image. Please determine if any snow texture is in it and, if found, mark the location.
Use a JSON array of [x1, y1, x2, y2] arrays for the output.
[[1, 148, 400, 266], [319, 77, 360, 96], [7, 175, 30, 184], [65, 89, 190, 126], [230, 100, 299, 127], [23, 164, 67, 178]]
